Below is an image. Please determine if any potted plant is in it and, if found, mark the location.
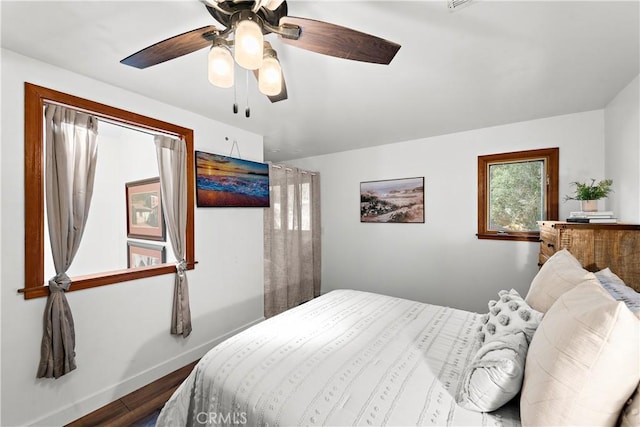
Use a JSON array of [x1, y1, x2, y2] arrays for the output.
[[564, 178, 613, 212]]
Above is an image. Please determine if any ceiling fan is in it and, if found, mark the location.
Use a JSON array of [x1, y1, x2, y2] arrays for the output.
[[121, 0, 401, 107]]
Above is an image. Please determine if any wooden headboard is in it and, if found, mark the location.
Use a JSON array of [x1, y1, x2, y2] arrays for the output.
[[538, 221, 640, 292]]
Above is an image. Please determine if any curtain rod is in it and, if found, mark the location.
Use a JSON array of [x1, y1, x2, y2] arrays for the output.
[[271, 164, 317, 176], [96, 116, 167, 138], [43, 100, 180, 138]]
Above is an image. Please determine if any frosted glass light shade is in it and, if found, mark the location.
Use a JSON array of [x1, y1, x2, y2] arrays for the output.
[[234, 19, 263, 70], [258, 55, 282, 96], [208, 45, 234, 88]]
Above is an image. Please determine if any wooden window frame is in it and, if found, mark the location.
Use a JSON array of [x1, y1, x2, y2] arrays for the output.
[[477, 148, 559, 242], [20, 82, 196, 299]]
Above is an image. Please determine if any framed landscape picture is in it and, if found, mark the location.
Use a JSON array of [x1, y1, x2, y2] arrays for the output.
[[127, 241, 166, 268], [195, 151, 270, 207], [360, 177, 425, 223], [125, 177, 166, 241]]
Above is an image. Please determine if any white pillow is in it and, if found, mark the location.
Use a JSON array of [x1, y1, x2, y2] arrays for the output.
[[595, 267, 640, 317], [477, 289, 542, 344], [525, 249, 594, 313], [456, 331, 528, 412], [521, 279, 640, 426]]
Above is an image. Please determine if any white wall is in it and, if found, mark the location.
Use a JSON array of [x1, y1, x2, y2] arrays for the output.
[[604, 74, 640, 222], [1, 49, 266, 426], [291, 111, 605, 313]]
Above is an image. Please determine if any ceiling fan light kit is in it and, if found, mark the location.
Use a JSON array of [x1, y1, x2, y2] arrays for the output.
[[120, 0, 401, 107]]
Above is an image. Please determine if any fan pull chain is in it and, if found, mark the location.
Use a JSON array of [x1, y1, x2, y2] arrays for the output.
[[233, 66, 238, 114], [245, 70, 251, 118]]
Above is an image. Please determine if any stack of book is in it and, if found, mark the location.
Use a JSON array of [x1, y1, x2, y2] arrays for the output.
[[566, 211, 617, 223]]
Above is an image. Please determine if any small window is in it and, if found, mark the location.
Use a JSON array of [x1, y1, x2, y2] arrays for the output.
[[477, 148, 559, 242], [272, 182, 311, 231]]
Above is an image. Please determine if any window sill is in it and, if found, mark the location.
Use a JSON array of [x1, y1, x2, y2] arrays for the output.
[[476, 232, 540, 242], [18, 262, 197, 299]]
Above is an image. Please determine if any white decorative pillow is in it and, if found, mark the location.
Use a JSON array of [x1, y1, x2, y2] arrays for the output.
[[521, 279, 640, 426], [477, 289, 542, 344], [456, 331, 528, 412], [525, 249, 594, 313], [595, 267, 640, 318]]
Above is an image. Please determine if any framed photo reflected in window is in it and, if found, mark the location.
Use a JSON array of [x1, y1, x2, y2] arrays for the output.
[[127, 241, 167, 268], [125, 177, 166, 241]]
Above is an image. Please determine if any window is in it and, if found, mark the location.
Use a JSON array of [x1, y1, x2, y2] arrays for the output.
[[477, 148, 559, 242], [21, 83, 196, 299], [272, 182, 312, 231]]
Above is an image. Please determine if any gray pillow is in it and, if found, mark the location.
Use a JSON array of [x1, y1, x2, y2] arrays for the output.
[[456, 331, 528, 412], [595, 268, 640, 317]]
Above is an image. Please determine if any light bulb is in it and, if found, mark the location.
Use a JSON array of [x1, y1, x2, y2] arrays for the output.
[[234, 18, 264, 70], [259, 54, 282, 96], [208, 45, 234, 88]]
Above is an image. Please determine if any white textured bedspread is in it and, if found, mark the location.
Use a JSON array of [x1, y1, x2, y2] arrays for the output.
[[158, 290, 520, 426]]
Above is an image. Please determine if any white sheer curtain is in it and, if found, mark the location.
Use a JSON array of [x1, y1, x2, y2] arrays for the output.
[[155, 135, 191, 337], [264, 164, 321, 318], [38, 105, 98, 378]]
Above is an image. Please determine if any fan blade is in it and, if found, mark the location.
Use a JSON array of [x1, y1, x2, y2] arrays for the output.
[[121, 25, 220, 69], [278, 16, 400, 65], [252, 69, 288, 103]]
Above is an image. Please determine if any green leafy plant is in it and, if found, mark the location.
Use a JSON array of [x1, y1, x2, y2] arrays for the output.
[[564, 179, 613, 201]]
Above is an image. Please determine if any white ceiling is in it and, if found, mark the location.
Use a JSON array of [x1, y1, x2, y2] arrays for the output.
[[2, 1, 638, 162]]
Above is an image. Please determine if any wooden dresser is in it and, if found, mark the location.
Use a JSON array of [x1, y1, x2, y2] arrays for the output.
[[537, 221, 640, 291]]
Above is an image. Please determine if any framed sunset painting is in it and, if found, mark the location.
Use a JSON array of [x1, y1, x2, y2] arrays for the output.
[[195, 151, 270, 207]]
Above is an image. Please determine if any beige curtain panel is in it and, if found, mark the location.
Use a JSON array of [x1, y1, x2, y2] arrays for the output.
[[155, 135, 192, 337], [264, 165, 321, 318], [38, 105, 99, 379]]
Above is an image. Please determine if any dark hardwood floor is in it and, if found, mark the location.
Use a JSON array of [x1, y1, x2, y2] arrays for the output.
[[66, 360, 198, 427]]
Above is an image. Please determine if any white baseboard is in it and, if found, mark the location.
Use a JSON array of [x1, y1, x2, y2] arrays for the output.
[[29, 317, 265, 427]]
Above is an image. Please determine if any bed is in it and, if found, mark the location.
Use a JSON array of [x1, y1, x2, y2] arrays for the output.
[[158, 249, 639, 427]]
